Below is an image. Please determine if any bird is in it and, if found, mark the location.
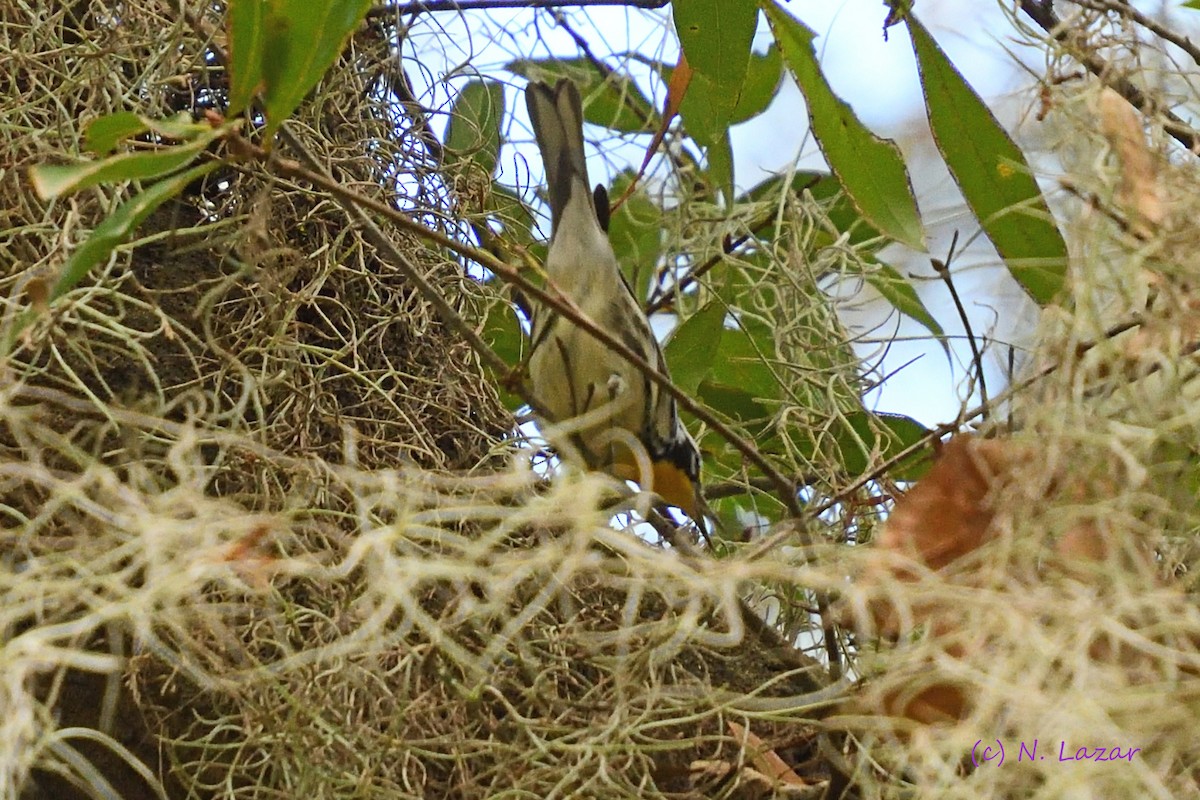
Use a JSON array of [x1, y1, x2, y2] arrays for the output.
[[524, 78, 704, 526]]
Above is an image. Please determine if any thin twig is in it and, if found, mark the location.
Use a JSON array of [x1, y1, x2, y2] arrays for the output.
[[1059, 176, 1138, 235], [705, 473, 817, 501], [383, 62, 445, 164], [646, 227, 763, 315], [932, 232, 988, 419], [645, 231, 737, 314], [550, 9, 621, 88]]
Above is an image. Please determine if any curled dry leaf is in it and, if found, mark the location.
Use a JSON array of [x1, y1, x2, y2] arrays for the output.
[[846, 433, 1169, 728], [873, 435, 1031, 575], [875, 676, 968, 728]]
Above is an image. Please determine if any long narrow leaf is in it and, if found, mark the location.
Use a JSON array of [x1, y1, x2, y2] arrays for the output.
[[260, 0, 374, 139], [227, 0, 269, 116], [763, 2, 925, 250], [907, 13, 1066, 304], [31, 136, 217, 200]]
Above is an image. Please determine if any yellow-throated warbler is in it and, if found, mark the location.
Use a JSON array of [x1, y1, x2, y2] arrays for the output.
[[525, 79, 703, 523]]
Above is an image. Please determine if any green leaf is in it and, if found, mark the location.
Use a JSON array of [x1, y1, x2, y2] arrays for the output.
[[657, 46, 780, 130], [445, 79, 506, 177], [84, 112, 150, 155], [84, 111, 214, 157], [259, 10, 293, 130], [483, 184, 537, 250], [676, 69, 724, 146], [1184, 1, 1200, 9], [907, 13, 1066, 304], [674, 0, 759, 135], [50, 162, 222, 301], [227, 0, 268, 117], [482, 299, 524, 367], [481, 294, 529, 412], [835, 410, 930, 480], [608, 170, 663, 301], [665, 300, 726, 394], [30, 135, 218, 200], [259, 0, 374, 139], [706, 317, 778, 404], [506, 58, 658, 134], [706, 132, 735, 207], [698, 382, 771, 429], [695, 315, 778, 434], [730, 45, 783, 125], [763, 2, 925, 250], [864, 263, 944, 339]]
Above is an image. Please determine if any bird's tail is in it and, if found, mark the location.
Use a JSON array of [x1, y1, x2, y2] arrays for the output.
[[525, 80, 595, 236]]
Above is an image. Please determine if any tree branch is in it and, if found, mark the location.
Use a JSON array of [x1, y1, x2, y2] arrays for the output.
[[932, 232, 989, 420], [1072, 0, 1200, 69], [1018, 0, 1200, 152], [368, 0, 669, 17]]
